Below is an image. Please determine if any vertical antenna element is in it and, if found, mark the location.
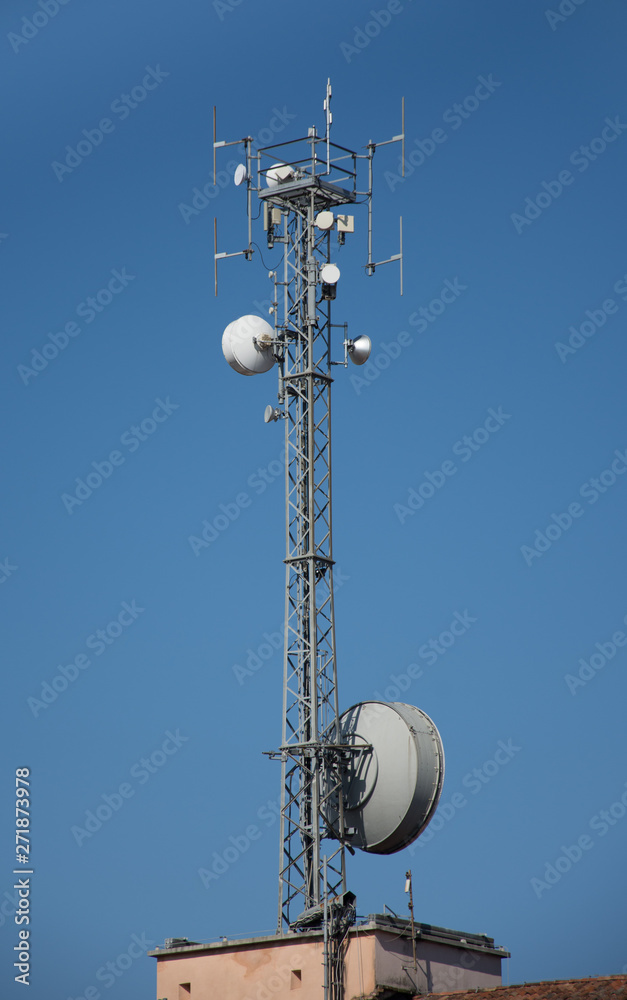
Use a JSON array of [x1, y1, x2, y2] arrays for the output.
[[213, 106, 217, 185], [400, 216, 403, 296], [363, 108, 405, 290], [405, 870, 417, 971], [324, 78, 333, 174], [212, 117, 255, 292], [401, 97, 405, 177], [214, 217, 218, 297]]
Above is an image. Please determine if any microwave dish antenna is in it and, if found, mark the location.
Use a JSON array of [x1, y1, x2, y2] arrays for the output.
[[347, 335, 372, 366], [234, 163, 248, 186], [222, 315, 275, 376], [336, 702, 444, 854]]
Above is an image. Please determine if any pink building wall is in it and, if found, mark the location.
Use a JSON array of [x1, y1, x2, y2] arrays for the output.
[[155, 934, 377, 1000], [153, 923, 506, 1000]]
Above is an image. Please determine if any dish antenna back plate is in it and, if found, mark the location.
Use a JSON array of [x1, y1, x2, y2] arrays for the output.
[[336, 701, 444, 854]]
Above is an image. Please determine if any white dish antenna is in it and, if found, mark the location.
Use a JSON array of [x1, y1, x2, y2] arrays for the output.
[[222, 315, 276, 376], [315, 210, 335, 231], [234, 163, 248, 186], [335, 701, 444, 854], [266, 163, 296, 188], [320, 263, 340, 285], [264, 404, 281, 423]]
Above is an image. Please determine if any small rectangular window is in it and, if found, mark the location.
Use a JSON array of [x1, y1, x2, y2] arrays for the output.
[[179, 984, 191, 998], [291, 969, 302, 989]]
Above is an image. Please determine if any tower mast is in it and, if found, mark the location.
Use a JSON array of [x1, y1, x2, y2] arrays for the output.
[[275, 144, 346, 932], [216, 83, 408, 997]]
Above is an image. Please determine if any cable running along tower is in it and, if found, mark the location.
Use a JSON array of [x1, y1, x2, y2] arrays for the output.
[[215, 82, 444, 999]]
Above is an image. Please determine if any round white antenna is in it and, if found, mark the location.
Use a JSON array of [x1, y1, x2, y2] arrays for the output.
[[333, 701, 444, 854], [222, 315, 276, 376], [315, 211, 334, 231], [348, 335, 372, 366], [320, 263, 340, 285], [264, 405, 281, 423], [234, 163, 248, 186], [266, 163, 295, 188]]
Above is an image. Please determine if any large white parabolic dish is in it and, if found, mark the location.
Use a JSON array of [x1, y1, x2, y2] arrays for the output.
[[338, 701, 444, 854], [222, 315, 276, 376], [265, 163, 295, 188]]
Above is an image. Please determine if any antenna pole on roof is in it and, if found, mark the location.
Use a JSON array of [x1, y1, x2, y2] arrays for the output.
[[324, 77, 332, 174]]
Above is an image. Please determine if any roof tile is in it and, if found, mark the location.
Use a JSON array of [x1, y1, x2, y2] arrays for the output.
[[422, 974, 627, 1000]]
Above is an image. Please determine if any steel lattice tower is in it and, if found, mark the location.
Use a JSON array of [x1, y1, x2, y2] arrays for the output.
[[215, 84, 404, 993], [275, 205, 347, 932]]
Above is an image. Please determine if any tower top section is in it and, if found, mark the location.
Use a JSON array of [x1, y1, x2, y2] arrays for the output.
[[213, 79, 405, 294]]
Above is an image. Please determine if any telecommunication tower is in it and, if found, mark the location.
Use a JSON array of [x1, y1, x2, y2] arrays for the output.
[[215, 82, 444, 999]]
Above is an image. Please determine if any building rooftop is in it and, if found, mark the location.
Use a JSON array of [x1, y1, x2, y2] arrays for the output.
[[149, 913, 509, 959]]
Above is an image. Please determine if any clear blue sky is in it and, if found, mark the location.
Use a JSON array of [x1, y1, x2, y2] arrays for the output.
[[2, 0, 627, 996]]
